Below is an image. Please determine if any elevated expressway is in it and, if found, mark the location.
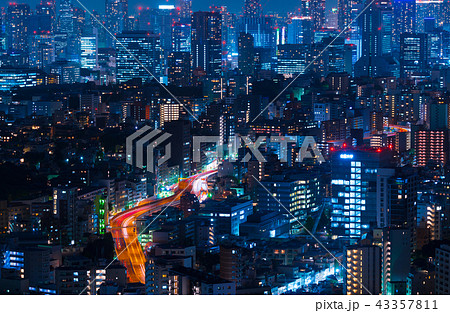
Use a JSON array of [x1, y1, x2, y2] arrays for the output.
[[109, 170, 216, 284]]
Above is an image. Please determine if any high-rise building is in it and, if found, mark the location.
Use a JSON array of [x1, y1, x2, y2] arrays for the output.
[[105, 0, 128, 36], [176, 0, 192, 21], [159, 99, 181, 127], [257, 172, 321, 234], [80, 36, 98, 69], [172, 22, 191, 52], [331, 149, 394, 238], [7, 3, 30, 52], [276, 44, 310, 75], [310, 0, 326, 31], [238, 32, 254, 76], [416, 0, 443, 33], [168, 52, 191, 87], [116, 31, 162, 83], [356, 1, 393, 77], [287, 17, 313, 45], [382, 228, 411, 295], [435, 244, 450, 294], [344, 239, 382, 295], [36, 0, 56, 33], [400, 33, 428, 77], [191, 12, 222, 76], [164, 120, 191, 179], [414, 129, 448, 167], [243, 0, 262, 18], [58, 0, 74, 34], [29, 34, 55, 69], [393, 0, 416, 50]]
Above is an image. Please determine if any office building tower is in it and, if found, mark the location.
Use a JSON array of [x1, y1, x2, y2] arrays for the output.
[[400, 33, 428, 77], [191, 12, 222, 76], [36, 0, 56, 33], [105, 0, 128, 35], [164, 120, 191, 179], [172, 22, 191, 52], [393, 0, 415, 50], [355, 0, 393, 77], [382, 228, 411, 295], [257, 172, 321, 234], [176, 0, 192, 21], [360, 2, 393, 58], [197, 200, 253, 236], [29, 34, 55, 69], [58, 0, 74, 34], [345, 240, 382, 295], [159, 99, 181, 127], [337, 0, 351, 31], [276, 44, 310, 75], [444, 0, 450, 25], [331, 149, 394, 238], [238, 32, 254, 76], [243, 0, 262, 18], [376, 167, 418, 231], [435, 244, 450, 294], [80, 36, 98, 69], [311, 0, 326, 31], [49, 60, 81, 84], [416, 0, 443, 33], [429, 99, 448, 130], [287, 17, 313, 45], [116, 31, 162, 84], [168, 52, 191, 87], [7, 3, 30, 52], [414, 129, 448, 167]]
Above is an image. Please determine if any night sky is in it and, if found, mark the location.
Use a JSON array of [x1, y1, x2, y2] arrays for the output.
[[0, 0, 337, 14]]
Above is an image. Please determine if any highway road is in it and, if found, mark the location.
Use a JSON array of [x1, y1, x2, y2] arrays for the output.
[[109, 170, 217, 284]]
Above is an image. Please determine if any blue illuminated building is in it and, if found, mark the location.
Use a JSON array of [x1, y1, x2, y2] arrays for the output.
[[330, 149, 394, 239]]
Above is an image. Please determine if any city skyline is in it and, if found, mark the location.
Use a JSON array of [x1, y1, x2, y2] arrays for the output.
[[0, 0, 449, 299]]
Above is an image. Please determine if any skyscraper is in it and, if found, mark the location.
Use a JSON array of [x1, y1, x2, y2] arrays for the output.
[[355, 0, 393, 77], [310, 0, 326, 31], [80, 36, 98, 69], [243, 0, 262, 18], [414, 129, 448, 167], [345, 239, 382, 295], [191, 12, 222, 76], [400, 33, 428, 77], [416, 0, 443, 33], [176, 0, 192, 21], [238, 32, 254, 76], [168, 52, 191, 87], [58, 0, 74, 34], [116, 31, 162, 83], [331, 148, 394, 238], [393, 0, 416, 50], [382, 228, 411, 295], [287, 17, 313, 45], [7, 3, 30, 52], [106, 0, 128, 46]]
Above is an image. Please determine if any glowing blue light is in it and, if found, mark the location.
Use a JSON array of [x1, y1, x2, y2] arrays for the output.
[[340, 154, 354, 159]]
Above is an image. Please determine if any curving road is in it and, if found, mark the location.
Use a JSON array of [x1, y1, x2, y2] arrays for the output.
[[109, 170, 217, 284]]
